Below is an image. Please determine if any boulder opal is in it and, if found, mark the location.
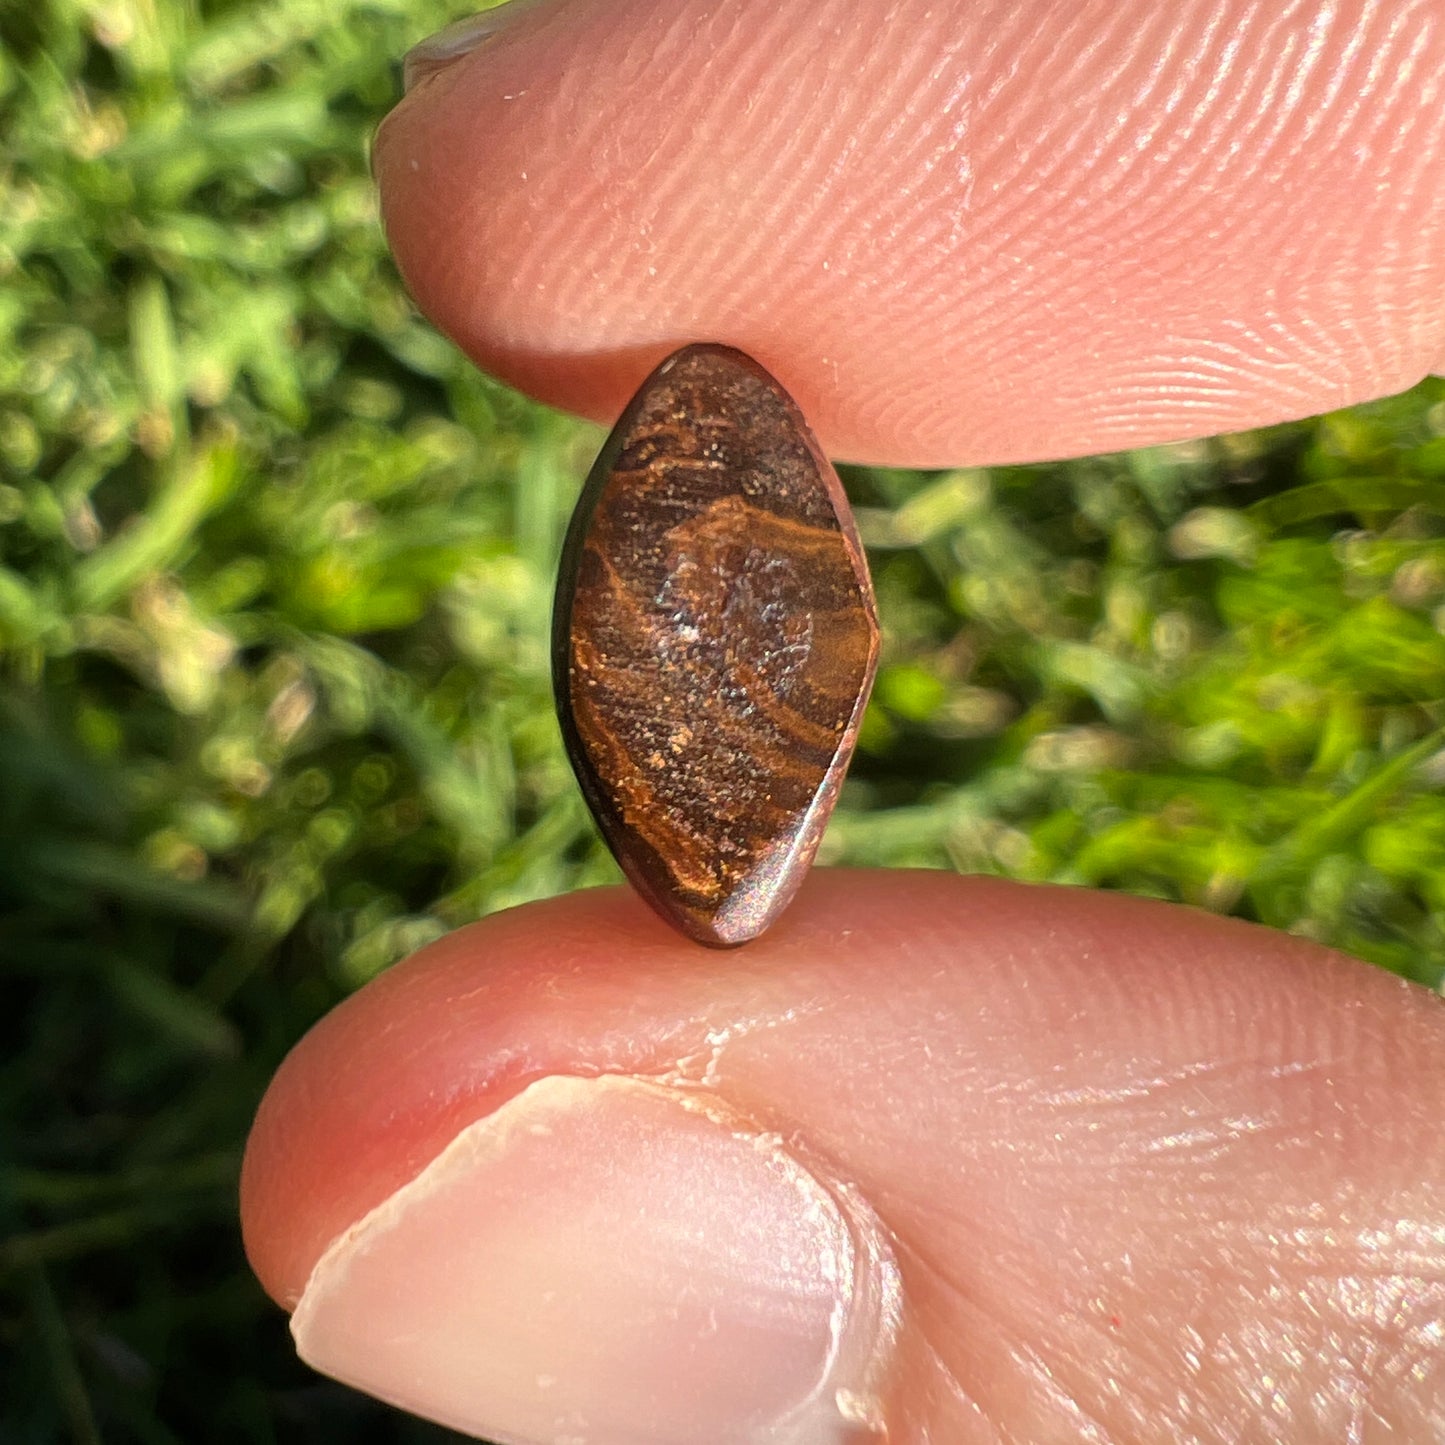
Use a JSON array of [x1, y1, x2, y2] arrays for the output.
[[553, 344, 879, 946]]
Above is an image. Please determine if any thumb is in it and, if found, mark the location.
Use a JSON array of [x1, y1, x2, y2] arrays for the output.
[[241, 874, 1445, 1443]]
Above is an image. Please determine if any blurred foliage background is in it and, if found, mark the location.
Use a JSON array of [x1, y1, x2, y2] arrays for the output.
[[2, 0, 1444, 1439]]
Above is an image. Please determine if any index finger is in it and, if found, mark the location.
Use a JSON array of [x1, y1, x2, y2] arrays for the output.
[[374, 0, 1445, 466]]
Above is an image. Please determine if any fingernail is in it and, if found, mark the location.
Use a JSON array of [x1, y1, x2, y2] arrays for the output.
[[403, 2, 537, 94], [291, 1076, 899, 1444]]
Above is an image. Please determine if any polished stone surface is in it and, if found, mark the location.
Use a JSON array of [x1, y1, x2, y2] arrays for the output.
[[554, 344, 878, 946]]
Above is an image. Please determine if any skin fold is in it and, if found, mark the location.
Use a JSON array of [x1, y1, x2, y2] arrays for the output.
[[245, 1, 1445, 1439]]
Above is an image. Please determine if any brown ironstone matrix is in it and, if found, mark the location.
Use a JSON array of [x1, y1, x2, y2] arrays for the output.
[[553, 344, 879, 946]]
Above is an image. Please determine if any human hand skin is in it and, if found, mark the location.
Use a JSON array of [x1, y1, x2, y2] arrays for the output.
[[242, 1, 1445, 1442], [242, 879, 1445, 1443], [371, 0, 1445, 467]]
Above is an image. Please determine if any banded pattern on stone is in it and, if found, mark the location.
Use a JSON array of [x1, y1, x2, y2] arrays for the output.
[[553, 344, 878, 946]]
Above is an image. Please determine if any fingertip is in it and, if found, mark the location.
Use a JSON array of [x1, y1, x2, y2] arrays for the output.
[[239, 884, 663, 1306], [375, 0, 1445, 465], [243, 874, 1445, 1439], [287, 1074, 895, 1445], [240, 872, 1437, 1308]]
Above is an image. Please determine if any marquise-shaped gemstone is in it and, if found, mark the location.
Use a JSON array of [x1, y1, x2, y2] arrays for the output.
[[553, 344, 879, 946]]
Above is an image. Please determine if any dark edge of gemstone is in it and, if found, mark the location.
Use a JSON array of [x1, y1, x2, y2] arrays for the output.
[[551, 346, 737, 945]]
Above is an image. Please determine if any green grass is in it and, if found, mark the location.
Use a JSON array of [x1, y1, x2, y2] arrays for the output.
[[3, 1, 1444, 1440]]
